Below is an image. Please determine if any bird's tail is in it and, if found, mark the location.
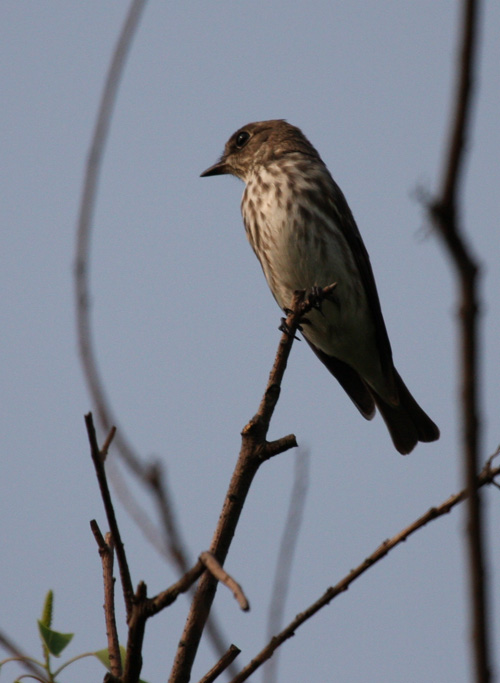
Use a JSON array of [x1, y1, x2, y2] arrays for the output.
[[372, 369, 440, 455], [304, 339, 439, 454]]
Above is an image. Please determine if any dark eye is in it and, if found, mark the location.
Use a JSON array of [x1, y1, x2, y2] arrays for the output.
[[235, 131, 250, 149]]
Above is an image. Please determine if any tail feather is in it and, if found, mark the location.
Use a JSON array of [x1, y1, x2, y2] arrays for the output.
[[372, 369, 440, 455], [305, 339, 439, 454]]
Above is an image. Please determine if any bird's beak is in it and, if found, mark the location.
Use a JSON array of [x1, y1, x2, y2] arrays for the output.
[[200, 159, 230, 177]]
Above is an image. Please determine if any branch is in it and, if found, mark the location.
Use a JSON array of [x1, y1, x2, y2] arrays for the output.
[[229, 455, 500, 683], [122, 582, 148, 683], [122, 561, 205, 683], [87, 417, 208, 681], [168, 287, 335, 683], [147, 461, 190, 570], [74, 0, 147, 477], [91, 521, 122, 678], [436, 0, 479, 216], [428, 2, 490, 681], [72, 0, 182, 552], [85, 414, 134, 616], [151, 560, 205, 614], [72, 1, 233, 666], [0, 630, 46, 679], [200, 552, 249, 612], [196, 645, 241, 683]]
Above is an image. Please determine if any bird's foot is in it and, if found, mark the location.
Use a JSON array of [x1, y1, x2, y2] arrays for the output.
[[307, 283, 338, 314], [279, 318, 302, 340]]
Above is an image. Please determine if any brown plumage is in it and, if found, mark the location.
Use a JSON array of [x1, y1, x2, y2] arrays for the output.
[[201, 120, 439, 454]]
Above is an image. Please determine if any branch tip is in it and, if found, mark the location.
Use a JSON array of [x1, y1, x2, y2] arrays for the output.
[[200, 552, 250, 611]]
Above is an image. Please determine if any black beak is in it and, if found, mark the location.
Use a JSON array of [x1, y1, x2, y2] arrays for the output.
[[200, 160, 230, 177]]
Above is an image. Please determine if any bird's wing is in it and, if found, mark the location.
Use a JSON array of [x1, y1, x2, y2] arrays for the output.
[[329, 180, 397, 400]]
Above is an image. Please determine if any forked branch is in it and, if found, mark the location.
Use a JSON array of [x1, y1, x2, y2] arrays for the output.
[[168, 286, 335, 683]]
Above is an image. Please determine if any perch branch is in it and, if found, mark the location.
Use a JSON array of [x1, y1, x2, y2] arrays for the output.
[[169, 287, 335, 683]]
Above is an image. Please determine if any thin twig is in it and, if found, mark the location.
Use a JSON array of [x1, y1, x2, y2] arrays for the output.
[[168, 287, 334, 683], [106, 456, 170, 559], [439, 0, 480, 212], [429, 2, 490, 681], [229, 456, 500, 683], [102, 457, 234, 670], [72, 1, 233, 667], [148, 461, 190, 571], [200, 552, 250, 611], [91, 521, 122, 678], [90, 518, 107, 551], [151, 560, 206, 614], [85, 413, 134, 617], [74, 0, 147, 475], [0, 630, 46, 679], [101, 427, 117, 461], [196, 645, 241, 683]]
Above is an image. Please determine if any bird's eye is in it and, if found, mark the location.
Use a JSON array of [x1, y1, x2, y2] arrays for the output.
[[235, 131, 250, 149]]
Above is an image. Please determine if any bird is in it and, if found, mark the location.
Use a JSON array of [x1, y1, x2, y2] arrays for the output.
[[201, 120, 439, 454]]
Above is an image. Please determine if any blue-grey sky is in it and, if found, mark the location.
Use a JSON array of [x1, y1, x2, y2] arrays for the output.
[[1, 3, 499, 682]]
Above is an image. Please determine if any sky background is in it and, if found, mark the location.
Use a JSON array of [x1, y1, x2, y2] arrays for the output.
[[1, 2, 499, 682]]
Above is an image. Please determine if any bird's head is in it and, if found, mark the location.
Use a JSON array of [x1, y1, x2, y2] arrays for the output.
[[201, 120, 319, 182]]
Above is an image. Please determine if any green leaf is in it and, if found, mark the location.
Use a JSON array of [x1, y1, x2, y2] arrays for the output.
[[94, 646, 150, 683], [40, 590, 54, 628], [37, 621, 73, 656]]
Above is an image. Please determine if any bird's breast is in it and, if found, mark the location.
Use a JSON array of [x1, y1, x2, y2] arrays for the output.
[[241, 165, 364, 316]]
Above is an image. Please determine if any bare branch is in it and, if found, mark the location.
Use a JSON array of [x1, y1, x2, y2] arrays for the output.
[[71, 0, 186, 565], [428, 2, 491, 681], [91, 521, 122, 678], [122, 581, 148, 683], [90, 517, 107, 551], [147, 460, 191, 572], [73, 0, 236, 668], [196, 645, 241, 683], [263, 435, 298, 460], [74, 0, 147, 476], [101, 426, 117, 461], [200, 552, 250, 612], [85, 413, 134, 616], [105, 457, 171, 559], [87, 453, 206, 680], [0, 629, 46, 679], [122, 561, 206, 683], [438, 0, 480, 214], [151, 560, 205, 614], [229, 455, 500, 683], [169, 288, 334, 683]]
